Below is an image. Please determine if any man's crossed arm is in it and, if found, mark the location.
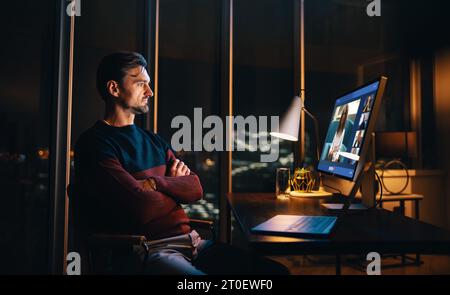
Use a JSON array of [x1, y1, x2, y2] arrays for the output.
[[142, 158, 203, 204]]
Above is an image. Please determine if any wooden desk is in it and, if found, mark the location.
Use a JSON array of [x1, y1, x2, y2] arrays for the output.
[[227, 193, 450, 274]]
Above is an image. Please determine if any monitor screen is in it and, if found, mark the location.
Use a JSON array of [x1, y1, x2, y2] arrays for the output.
[[317, 80, 381, 180]]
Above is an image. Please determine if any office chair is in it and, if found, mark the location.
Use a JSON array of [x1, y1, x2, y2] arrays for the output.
[[67, 183, 215, 274]]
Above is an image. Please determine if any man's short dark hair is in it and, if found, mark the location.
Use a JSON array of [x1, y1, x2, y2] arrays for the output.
[[96, 51, 148, 101]]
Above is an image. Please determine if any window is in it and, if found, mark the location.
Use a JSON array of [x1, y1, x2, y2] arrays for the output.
[[232, 0, 295, 192], [157, 0, 222, 220], [0, 1, 56, 273]]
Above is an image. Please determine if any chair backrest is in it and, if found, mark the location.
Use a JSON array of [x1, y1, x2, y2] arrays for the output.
[[67, 183, 145, 274]]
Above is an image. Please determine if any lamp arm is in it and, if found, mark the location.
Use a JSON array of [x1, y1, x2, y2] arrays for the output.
[[301, 106, 321, 162]]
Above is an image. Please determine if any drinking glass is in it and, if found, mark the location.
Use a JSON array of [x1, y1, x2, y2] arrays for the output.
[[276, 168, 290, 198]]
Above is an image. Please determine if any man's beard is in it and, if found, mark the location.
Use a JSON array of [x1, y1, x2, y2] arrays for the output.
[[117, 97, 150, 114], [131, 105, 149, 114]]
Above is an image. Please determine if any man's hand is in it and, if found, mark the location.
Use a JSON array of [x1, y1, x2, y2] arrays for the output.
[[142, 178, 157, 191], [168, 159, 191, 177]]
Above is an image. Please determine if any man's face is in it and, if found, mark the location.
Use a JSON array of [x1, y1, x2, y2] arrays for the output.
[[116, 66, 153, 114]]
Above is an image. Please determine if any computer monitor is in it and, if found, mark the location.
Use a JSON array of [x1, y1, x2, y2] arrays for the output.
[[317, 77, 388, 197]]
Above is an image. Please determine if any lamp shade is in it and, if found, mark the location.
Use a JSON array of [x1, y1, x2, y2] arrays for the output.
[[270, 96, 303, 141]]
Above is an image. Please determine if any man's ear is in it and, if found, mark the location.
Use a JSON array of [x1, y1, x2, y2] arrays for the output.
[[106, 80, 120, 98]]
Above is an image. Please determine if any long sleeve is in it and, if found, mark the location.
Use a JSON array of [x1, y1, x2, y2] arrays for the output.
[[152, 174, 203, 204], [74, 123, 194, 239], [95, 157, 179, 224], [150, 147, 203, 204]]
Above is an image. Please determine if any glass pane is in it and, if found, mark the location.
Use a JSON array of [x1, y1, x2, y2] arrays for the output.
[[0, 1, 55, 273], [158, 0, 221, 220], [304, 1, 427, 167], [232, 0, 295, 192]]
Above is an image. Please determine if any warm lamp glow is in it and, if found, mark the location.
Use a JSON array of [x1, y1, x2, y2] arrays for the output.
[[270, 96, 303, 142]]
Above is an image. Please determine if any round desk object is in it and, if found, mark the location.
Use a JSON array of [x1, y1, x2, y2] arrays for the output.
[[289, 189, 333, 198]]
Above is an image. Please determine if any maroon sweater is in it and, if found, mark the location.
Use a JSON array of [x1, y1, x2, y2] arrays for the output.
[[74, 121, 203, 239]]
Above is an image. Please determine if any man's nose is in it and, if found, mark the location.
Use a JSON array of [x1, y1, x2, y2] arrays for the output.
[[145, 85, 154, 97]]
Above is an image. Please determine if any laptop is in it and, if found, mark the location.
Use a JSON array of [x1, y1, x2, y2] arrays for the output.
[[251, 215, 337, 238]]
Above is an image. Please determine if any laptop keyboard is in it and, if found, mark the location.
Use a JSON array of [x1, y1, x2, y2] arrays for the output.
[[287, 216, 337, 234]]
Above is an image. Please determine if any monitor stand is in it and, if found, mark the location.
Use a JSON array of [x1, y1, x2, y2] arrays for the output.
[[321, 164, 375, 212], [321, 134, 376, 212]]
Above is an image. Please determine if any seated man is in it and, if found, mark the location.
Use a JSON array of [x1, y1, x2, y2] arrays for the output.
[[74, 51, 288, 275]]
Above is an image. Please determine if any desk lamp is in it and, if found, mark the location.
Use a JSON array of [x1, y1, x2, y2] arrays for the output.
[[271, 96, 332, 198], [270, 0, 330, 197]]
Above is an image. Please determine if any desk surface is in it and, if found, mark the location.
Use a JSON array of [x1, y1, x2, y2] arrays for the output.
[[227, 193, 450, 255]]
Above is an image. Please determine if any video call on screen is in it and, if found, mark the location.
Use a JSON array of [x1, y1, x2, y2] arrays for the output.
[[318, 81, 379, 179]]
